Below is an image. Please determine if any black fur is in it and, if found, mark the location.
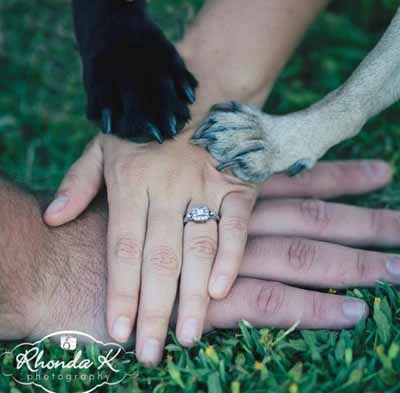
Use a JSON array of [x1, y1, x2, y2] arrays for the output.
[[72, 0, 198, 143]]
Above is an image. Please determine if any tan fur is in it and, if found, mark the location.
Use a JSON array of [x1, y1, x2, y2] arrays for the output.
[[193, 7, 400, 183]]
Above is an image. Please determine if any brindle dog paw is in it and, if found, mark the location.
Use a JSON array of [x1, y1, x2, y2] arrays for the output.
[[192, 102, 314, 184], [192, 102, 272, 183]]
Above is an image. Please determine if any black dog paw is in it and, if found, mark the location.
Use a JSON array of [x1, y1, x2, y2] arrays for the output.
[[73, 0, 198, 143]]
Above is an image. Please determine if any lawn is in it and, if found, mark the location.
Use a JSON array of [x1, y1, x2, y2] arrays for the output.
[[0, 0, 399, 392]]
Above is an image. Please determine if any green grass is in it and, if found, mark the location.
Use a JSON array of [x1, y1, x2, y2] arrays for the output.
[[0, 0, 400, 392]]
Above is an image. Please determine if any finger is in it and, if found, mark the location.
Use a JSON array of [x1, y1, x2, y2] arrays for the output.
[[176, 203, 218, 347], [205, 278, 368, 331], [249, 198, 400, 248], [44, 137, 104, 226], [106, 185, 148, 344], [209, 191, 256, 299], [136, 204, 183, 366], [240, 236, 400, 288], [260, 160, 392, 199]]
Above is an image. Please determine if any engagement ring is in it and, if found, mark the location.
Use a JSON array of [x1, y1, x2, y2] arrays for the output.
[[184, 205, 220, 224]]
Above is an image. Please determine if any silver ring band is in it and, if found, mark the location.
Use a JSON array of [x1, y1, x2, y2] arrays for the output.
[[184, 205, 220, 225]]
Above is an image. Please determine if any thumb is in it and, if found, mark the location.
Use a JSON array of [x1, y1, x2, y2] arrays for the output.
[[44, 137, 104, 226]]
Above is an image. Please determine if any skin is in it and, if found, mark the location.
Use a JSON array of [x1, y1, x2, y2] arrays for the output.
[[44, 0, 330, 366], [1, 161, 400, 349], [195, 7, 400, 183]]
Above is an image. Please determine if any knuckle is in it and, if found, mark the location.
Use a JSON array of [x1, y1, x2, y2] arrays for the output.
[[114, 157, 135, 180], [187, 236, 217, 260], [287, 238, 317, 273], [292, 168, 314, 187], [326, 163, 347, 185], [299, 199, 332, 230], [221, 216, 248, 234], [247, 237, 269, 258], [235, 190, 257, 208], [253, 282, 286, 316], [311, 292, 326, 321], [141, 310, 170, 329], [109, 289, 138, 306], [185, 293, 210, 309], [355, 251, 371, 281], [115, 236, 142, 263], [62, 163, 99, 198], [108, 154, 148, 185], [62, 168, 81, 191], [369, 209, 385, 236], [147, 245, 180, 276]]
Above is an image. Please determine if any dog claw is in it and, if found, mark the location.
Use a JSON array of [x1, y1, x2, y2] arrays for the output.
[[183, 83, 196, 105], [210, 101, 240, 113], [235, 145, 265, 157], [102, 108, 112, 134], [191, 137, 211, 146], [217, 160, 239, 172], [198, 125, 228, 140], [147, 123, 164, 144], [169, 116, 177, 137], [287, 160, 309, 177]]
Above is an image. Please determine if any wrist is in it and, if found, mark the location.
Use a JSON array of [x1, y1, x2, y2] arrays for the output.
[[177, 40, 273, 109]]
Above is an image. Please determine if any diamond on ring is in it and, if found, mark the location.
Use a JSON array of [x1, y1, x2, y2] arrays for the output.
[[184, 205, 219, 224]]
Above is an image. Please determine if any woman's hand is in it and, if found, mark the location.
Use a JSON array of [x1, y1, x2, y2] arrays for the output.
[[42, 0, 336, 367], [42, 34, 262, 363], [44, 125, 257, 365]]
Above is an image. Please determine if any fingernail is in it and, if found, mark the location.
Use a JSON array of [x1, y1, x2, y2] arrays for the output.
[[362, 161, 389, 178], [45, 196, 69, 215], [210, 275, 230, 298], [180, 318, 200, 345], [386, 257, 400, 280], [111, 316, 131, 343], [342, 299, 368, 322], [140, 338, 161, 365]]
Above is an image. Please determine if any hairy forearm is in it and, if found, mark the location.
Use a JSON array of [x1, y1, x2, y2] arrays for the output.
[[0, 175, 109, 341], [4, 189, 172, 344], [33, 198, 110, 341], [0, 177, 50, 339]]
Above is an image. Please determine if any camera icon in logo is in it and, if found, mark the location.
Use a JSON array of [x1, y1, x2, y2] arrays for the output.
[[60, 335, 77, 351]]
